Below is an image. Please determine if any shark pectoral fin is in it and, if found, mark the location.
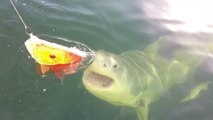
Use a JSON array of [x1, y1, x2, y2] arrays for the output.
[[136, 100, 149, 120], [180, 81, 211, 103]]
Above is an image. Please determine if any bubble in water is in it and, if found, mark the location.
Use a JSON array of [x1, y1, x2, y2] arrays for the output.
[[23, 3, 26, 6], [18, 45, 37, 76], [9, 97, 12, 100], [42, 88, 47, 92]]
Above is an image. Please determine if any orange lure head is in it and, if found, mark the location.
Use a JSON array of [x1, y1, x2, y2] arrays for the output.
[[25, 33, 94, 80]]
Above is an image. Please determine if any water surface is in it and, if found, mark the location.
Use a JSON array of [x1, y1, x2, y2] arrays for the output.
[[1, 0, 213, 120]]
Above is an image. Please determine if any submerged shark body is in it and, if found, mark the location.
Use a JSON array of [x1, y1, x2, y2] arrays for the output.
[[82, 33, 213, 120]]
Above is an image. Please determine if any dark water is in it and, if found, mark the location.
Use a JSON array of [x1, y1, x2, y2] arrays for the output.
[[1, 0, 213, 120]]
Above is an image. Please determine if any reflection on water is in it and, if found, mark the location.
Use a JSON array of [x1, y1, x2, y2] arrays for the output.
[[0, 0, 213, 120], [142, 0, 213, 33]]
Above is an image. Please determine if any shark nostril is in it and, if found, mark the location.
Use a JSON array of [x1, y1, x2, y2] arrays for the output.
[[113, 64, 117, 68], [103, 64, 107, 67]]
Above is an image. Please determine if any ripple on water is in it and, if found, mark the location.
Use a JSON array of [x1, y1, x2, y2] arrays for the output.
[[0, 34, 18, 77]]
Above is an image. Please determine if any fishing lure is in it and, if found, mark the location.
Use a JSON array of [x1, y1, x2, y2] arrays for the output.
[[10, 0, 95, 80]]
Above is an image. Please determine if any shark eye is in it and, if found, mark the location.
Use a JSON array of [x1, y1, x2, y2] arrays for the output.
[[113, 64, 118, 69], [49, 54, 56, 59], [103, 64, 107, 67]]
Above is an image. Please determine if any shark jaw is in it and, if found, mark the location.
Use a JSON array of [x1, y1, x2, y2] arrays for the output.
[[83, 69, 114, 89], [83, 66, 139, 107]]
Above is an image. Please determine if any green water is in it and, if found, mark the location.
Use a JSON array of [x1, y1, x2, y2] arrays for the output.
[[1, 0, 213, 120]]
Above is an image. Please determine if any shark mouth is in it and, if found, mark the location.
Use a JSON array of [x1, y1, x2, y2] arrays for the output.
[[84, 70, 114, 88]]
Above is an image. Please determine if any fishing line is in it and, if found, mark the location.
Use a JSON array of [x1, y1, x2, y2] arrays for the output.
[[10, 0, 31, 36], [10, 0, 95, 72]]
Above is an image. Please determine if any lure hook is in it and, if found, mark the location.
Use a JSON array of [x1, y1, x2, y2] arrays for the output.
[[10, 0, 31, 36]]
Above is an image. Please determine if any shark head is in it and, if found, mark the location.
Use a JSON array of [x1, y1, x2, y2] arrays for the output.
[[82, 50, 138, 107]]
